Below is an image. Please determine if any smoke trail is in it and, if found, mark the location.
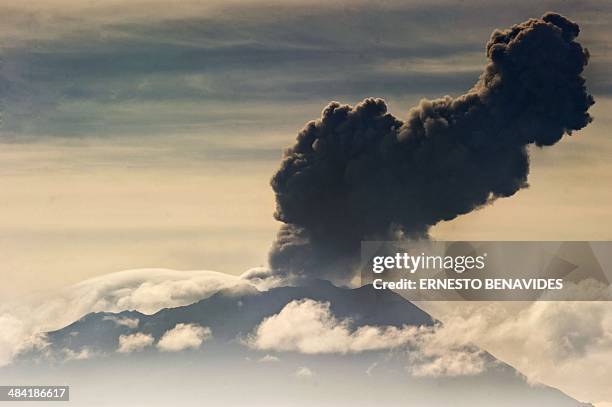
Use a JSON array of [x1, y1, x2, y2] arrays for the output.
[[269, 13, 594, 282]]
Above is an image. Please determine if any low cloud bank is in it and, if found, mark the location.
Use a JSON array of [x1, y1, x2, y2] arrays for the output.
[[423, 299, 612, 404], [70, 269, 247, 314], [246, 298, 487, 377], [1, 268, 247, 367], [3, 268, 611, 405]]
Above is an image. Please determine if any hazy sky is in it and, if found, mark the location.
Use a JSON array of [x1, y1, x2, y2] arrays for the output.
[[1, 0, 611, 299]]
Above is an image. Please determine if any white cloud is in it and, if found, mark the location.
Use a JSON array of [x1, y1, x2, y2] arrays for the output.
[[419, 300, 612, 404], [246, 299, 486, 377], [240, 267, 290, 290], [247, 299, 417, 354], [0, 313, 33, 366], [0, 268, 247, 367], [402, 316, 487, 378], [103, 316, 140, 329], [117, 333, 154, 353], [258, 354, 280, 363], [157, 323, 212, 352], [0, 313, 51, 366], [70, 269, 248, 315], [295, 366, 314, 378]]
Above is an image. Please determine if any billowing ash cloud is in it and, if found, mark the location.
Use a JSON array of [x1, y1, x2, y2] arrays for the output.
[[269, 13, 594, 281]]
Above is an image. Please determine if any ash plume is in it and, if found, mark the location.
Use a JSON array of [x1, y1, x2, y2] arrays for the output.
[[269, 13, 594, 282]]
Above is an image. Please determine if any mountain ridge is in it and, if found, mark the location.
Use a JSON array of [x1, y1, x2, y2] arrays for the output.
[[19, 279, 590, 407]]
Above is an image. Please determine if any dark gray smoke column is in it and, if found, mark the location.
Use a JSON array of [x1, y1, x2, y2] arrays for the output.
[[269, 13, 594, 282]]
